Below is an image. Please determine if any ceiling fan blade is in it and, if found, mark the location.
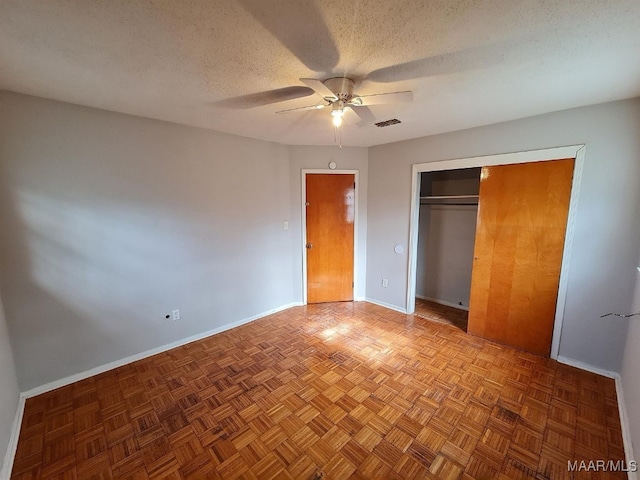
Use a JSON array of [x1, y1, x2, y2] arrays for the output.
[[215, 86, 314, 109], [238, 0, 338, 72], [343, 107, 381, 127], [366, 37, 531, 83], [276, 103, 327, 114], [355, 91, 413, 106], [347, 105, 377, 125], [300, 78, 339, 101]]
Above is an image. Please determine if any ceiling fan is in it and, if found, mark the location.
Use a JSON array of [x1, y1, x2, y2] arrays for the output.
[[275, 77, 413, 128]]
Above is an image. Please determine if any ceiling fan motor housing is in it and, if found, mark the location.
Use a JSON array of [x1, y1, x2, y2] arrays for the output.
[[323, 77, 355, 101]]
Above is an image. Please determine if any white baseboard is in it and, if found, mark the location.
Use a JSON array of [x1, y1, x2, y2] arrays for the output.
[[1, 393, 26, 480], [22, 302, 303, 399], [615, 376, 638, 480], [364, 298, 407, 314], [415, 295, 470, 311], [556, 355, 618, 379]]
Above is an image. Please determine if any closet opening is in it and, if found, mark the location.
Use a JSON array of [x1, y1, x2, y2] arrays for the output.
[[415, 167, 481, 332], [406, 145, 585, 359]]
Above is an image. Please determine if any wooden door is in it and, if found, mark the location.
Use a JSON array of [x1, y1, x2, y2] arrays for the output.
[[468, 159, 574, 356], [306, 174, 355, 303]]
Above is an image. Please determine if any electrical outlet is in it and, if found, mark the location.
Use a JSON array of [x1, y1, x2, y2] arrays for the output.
[[172, 309, 180, 321], [382, 278, 389, 288]]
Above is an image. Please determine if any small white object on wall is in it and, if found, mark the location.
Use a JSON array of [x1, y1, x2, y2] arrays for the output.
[[394, 245, 404, 254], [328, 161, 337, 170]]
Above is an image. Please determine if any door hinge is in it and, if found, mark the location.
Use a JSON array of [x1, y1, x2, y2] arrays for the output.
[[352, 281, 354, 288]]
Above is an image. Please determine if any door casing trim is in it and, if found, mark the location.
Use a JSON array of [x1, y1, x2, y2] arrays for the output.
[[302, 169, 359, 305], [406, 145, 585, 359]]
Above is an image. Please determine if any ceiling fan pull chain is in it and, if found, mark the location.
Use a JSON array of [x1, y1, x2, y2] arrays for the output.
[[333, 125, 342, 149]]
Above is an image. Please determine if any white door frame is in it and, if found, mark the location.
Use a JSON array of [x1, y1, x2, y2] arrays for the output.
[[302, 169, 359, 305], [406, 145, 586, 359]]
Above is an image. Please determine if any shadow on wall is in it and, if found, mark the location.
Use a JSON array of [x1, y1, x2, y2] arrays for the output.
[[0, 180, 291, 390], [0, 88, 303, 393], [17, 190, 204, 321], [0, 161, 148, 390]]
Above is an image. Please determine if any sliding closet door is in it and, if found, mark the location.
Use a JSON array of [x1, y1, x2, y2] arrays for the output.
[[467, 158, 574, 356]]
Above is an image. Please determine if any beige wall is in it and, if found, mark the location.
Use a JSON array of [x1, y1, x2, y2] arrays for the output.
[[0, 91, 295, 390], [416, 205, 477, 308], [0, 92, 370, 393], [0, 295, 19, 477], [367, 98, 640, 372], [621, 260, 640, 465]]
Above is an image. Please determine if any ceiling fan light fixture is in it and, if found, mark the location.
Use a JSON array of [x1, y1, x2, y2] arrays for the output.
[[331, 101, 345, 116], [331, 101, 345, 127]]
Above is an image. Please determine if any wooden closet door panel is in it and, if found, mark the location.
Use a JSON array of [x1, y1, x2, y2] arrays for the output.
[[468, 158, 574, 356]]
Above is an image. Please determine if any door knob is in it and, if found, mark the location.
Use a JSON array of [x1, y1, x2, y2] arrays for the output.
[[306, 243, 312, 249]]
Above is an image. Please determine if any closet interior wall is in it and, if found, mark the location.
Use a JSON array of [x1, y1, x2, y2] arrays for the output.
[[416, 168, 481, 310]]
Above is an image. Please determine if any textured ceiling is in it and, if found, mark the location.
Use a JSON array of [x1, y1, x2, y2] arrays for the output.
[[1, 0, 639, 147]]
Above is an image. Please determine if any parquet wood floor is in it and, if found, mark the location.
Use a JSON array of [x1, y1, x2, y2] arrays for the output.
[[11, 302, 625, 479], [414, 299, 469, 333]]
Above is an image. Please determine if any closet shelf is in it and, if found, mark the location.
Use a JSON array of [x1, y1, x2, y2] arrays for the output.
[[420, 194, 479, 205]]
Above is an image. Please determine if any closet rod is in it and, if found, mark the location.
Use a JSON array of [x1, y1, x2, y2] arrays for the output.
[[420, 202, 478, 206], [420, 195, 479, 200], [420, 194, 479, 206]]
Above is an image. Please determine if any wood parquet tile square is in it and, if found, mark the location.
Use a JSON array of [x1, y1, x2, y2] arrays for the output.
[[11, 302, 627, 479]]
